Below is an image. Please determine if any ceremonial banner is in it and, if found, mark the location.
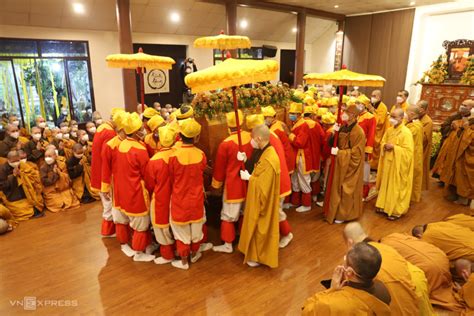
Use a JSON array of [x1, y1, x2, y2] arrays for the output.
[[145, 69, 169, 94]]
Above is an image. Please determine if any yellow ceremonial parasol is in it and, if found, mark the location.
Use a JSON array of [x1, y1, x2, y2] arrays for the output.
[[194, 31, 251, 61], [303, 66, 385, 218], [185, 58, 279, 150], [106, 47, 175, 110]]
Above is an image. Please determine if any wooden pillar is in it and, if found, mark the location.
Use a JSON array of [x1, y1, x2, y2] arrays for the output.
[[294, 10, 306, 87], [225, 0, 238, 58], [115, 0, 137, 112]]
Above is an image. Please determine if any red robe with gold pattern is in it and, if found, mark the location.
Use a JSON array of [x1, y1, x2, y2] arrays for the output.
[[91, 122, 116, 190], [270, 120, 294, 173], [100, 135, 122, 193], [304, 117, 325, 172], [358, 111, 377, 156], [270, 132, 291, 197], [289, 118, 313, 174]]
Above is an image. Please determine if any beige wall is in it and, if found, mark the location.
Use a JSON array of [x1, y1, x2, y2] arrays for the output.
[[0, 24, 333, 119], [310, 23, 338, 73]]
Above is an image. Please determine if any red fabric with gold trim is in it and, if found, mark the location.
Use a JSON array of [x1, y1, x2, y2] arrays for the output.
[[100, 135, 123, 193], [91, 122, 116, 190], [270, 120, 295, 173], [289, 118, 313, 174], [358, 112, 376, 156], [270, 132, 291, 197], [304, 117, 325, 172]]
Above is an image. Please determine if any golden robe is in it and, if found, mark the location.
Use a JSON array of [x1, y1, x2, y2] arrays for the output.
[[420, 114, 433, 190], [62, 139, 76, 160], [434, 120, 465, 186], [370, 101, 389, 170], [432, 120, 461, 178], [422, 222, 474, 261], [407, 120, 424, 202], [18, 161, 44, 212], [369, 242, 420, 316], [455, 274, 474, 314], [41, 159, 80, 213], [0, 203, 15, 227], [381, 233, 463, 311], [445, 214, 474, 231], [238, 145, 280, 268], [376, 124, 414, 216], [327, 123, 365, 223], [71, 156, 99, 201], [406, 262, 436, 316], [454, 122, 474, 199], [302, 286, 391, 316], [1, 197, 34, 222]]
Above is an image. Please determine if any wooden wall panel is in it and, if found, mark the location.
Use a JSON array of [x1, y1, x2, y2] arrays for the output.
[[342, 15, 372, 73]]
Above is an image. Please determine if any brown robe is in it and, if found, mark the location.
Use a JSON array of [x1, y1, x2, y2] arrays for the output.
[[454, 122, 474, 199], [327, 122, 365, 224], [420, 114, 433, 190]]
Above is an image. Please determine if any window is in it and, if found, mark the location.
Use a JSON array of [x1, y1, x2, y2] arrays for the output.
[[0, 38, 95, 131]]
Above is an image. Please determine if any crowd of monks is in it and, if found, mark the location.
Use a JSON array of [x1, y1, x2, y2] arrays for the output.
[[0, 85, 473, 312]]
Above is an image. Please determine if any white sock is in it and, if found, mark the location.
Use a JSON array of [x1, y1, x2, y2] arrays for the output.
[[191, 252, 202, 264]]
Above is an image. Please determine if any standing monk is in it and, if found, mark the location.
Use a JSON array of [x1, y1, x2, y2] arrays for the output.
[[392, 89, 410, 113], [211, 110, 253, 254], [406, 104, 424, 203], [417, 100, 433, 191], [239, 124, 280, 268], [91, 108, 123, 237], [369, 90, 389, 170], [376, 109, 414, 220], [327, 104, 365, 224]]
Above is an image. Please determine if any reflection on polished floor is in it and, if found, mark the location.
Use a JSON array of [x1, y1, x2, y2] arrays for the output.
[[0, 180, 469, 315]]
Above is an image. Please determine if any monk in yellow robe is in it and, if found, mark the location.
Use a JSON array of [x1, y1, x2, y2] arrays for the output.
[[453, 116, 473, 204], [40, 148, 80, 212], [302, 242, 391, 315], [344, 222, 432, 316], [413, 222, 474, 261], [445, 213, 474, 231], [0, 150, 36, 221], [392, 89, 410, 113], [381, 233, 463, 311], [369, 89, 389, 169], [68, 143, 99, 202], [417, 100, 433, 190], [17, 150, 44, 214], [406, 105, 424, 203], [327, 104, 365, 224], [376, 108, 414, 220], [238, 124, 280, 268]]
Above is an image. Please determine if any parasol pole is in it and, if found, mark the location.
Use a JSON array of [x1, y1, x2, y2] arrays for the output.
[[137, 47, 145, 111], [322, 85, 344, 216]]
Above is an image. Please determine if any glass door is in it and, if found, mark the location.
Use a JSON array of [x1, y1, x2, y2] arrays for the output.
[[67, 60, 92, 123], [0, 60, 20, 131]]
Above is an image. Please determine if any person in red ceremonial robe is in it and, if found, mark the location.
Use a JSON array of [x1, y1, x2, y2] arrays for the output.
[[144, 115, 165, 157], [303, 105, 325, 202], [355, 95, 376, 199], [246, 114, 294, 248], [262, 106, 295, 209], [169, 118, 207, 270], [145, 125, 179, 265], [288, 102, 313, 213], [211, 110, 253, 254], [91, 107, 124, 237], [112, 113, 154, 262]]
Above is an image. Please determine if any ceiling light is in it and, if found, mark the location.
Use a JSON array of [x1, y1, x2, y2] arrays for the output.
[[240, 4, 248, 7], [240, 19, 248, 29], [72, 3, 85, 14], [334, 4, 339, 8], [292, 27, 297, 33], [170, 12, 180, 23], [409, 1, 416, 5]]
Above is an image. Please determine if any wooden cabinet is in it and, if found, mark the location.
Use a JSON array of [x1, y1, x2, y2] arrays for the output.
[[421, 83, 474, 127]]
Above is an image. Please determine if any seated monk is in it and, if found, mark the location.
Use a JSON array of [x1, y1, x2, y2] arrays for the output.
[[412, 222, 474, 261], [23, 126, 48, 165], [445, 213, 474, 231], [40, 147, 80, 212], [344, 222, 433, 316], [0, 203, 15, 233], [59, 122, 75, 159], [67, 143, 98, 203], [381, 232, 463, 311], [453, 259, 474, 313], [0, 150, 38, 221], [302, 242, 391, 315], [50, 128, 66, 157], [17, 149, 44, 215]]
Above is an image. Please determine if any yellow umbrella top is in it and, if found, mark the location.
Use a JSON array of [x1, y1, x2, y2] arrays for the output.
[[194, 34, 251, 50], [184, 58, 279, 93], [304, 69, 385, 87], [106, 49, 175, 70]]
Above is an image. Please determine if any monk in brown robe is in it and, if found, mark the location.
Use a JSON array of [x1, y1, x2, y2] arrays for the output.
[[17, 149, 44, 215], [23, 126, 48, 165], [381, 233, 463, 311], [40, 147, 80, 212], [327, 104, 365, 224], [67, 143, 98, 203], [0, 124, 22, 164], [412, 222, 474, 261], [302, 242, 391, 315], [453, 258, 474, 313], [417, 100, 433, 191]]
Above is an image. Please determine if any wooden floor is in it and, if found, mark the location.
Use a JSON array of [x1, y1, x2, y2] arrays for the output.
[[0, 180, 471, 315]]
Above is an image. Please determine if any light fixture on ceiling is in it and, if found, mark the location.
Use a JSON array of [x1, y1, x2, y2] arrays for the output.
[[72, 2, 85, 14], [240, 4, 248, 7], [170, 12, 181, 23], [240, 19, 248, 29], [409, 1, 416, 5], [292, 27, 297, 33], [334, 4, 339, 8]]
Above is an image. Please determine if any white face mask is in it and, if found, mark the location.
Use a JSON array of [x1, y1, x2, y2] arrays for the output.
[[45, 157, 55, 165], [8, 161, 20, 168], [10, 132, 19, 139], [341, 113, 349, 122], [95, 119, 103, 126], [32, 133, 42, 141], [389, 118, 399, 126], [74, 153, 84, 159], [11, 120, 20, 127], [60, 127, 68, 133], [20, 158, 27, 163], [82, 135, 89, 142], [63, 133, 70, 140], [55, 133, 63, 140], [88, 127, 96, 134], [71, 131, 77, 138], [55, 150, 59, 156], [38, 122, 46, 128], [371, 97, 378, 104], [396, 96, 404, 104], [250, 138, 259, 149]]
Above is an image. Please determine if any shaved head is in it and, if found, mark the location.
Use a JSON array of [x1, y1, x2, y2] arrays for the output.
[[252, 124, 270, 142], [412, 225, 424, 238], [45, 144, 56, 152], [7, 150, 20, 162], [392, 108, 405, 120], [407, 105, 421, 122], [343, 222, 368, 247], [372, 90, 382, 98], [347, 242, 382, 281], [45, 148, 57, 158], [454, 258, 472, 282], [417, 100, 429, 111]]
